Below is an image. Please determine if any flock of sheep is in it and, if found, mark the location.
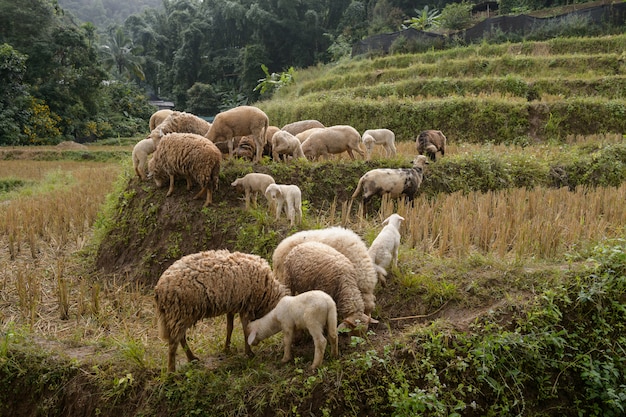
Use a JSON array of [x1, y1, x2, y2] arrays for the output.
[[133, 105, 448, 371]]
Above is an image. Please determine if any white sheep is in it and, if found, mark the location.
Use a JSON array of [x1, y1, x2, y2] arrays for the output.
[[295, 127, 325, 143], [282, 241, 372, 333], [272, 226, 380, 316], [149, 111, 212, 148], [155, 249, 289, 372], [231, 173, 276, 209], [148, 132, 221, 207], [281, 119, 325, 136], [132, 137, 155, 181], [368, 213, 405, 286], [204, 105, 269, 163], [149, 109, 175, 131], [247, 290, 339, 370], [301, 125, 365, 161], [351, 155, 429, 205], [271, 130, 305, 162], [362, 128, 397, 159], [264, 183, 303, 226], [416, 129, 447, 161]]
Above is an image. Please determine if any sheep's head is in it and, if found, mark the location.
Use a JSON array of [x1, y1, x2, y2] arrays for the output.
[[411, 155, 429, 169], [383, 213, 405, 229], [264, 184, 282, 201], [338, 313, 378, 337]]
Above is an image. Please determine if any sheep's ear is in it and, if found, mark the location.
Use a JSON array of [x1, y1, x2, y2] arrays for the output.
[[382, 217, 390, 226], [247, 330, 257, 345], [158, 128, 164, 138]]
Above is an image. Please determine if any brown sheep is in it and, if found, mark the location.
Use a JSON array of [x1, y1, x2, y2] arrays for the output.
[[416, 129, 447, 161], [149, 109, 176, 131]]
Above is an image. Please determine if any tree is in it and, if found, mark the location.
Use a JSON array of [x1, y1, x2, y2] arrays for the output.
[[100, 27, 145, 81], [440, 1, 473, 31], [402, 6, 442, 31], [0, 43, 30, 144]]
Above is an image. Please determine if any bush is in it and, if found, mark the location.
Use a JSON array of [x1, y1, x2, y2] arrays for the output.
[[440, 1, 474, 31]]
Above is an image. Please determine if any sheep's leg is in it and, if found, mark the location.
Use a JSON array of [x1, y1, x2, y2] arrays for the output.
[[287, 203, 295, 226], [281, 327, 294, 364], [346, 149, 355, 160], [309, 324, 327, 370], [254, 136, 263, 163], [327, 326, 339, 359], [166, 175, 176, 197], [167, 341, 178, 372], [225, 312, 235, 353], [203, 189, 212, 207], [240, 315, 254, 357], [275, 200, 284, 220], [228, 138, 234, 156], [185, 175, 193, 191], [252, 192, 258, 208], [180, 334, 199, 363], [244, 189, 251, 209]]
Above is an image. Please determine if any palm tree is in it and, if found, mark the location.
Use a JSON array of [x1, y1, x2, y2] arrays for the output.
[[100, 27, 145, 81], [402, 6, 442, 31]]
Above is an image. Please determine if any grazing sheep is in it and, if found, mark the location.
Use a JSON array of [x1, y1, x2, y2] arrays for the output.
[[231, 173, 276, 209], [368, 214, 405, 286], [351, 155, 429, 204], [281, 120, 325, 136], [149, 112, 212, 148], [416, 129, 447, 161], [264, 183, 302, 226], [296, 127, 325, 143], [272, 226, 380, 315], [282, 241, 372, 332], [301, 125, 365, 161], [155, 249, 289, 372], [263, 126, 280, 158], [235, 135, 256, 161], [148, 133, 221, 207], [132, 137, 155, 181], [247, 290, 338, 370], [362, 128, 397, 159], [149, 109, 176, 131], [271, 130, 305, 162], [204, 105, 269, 163]]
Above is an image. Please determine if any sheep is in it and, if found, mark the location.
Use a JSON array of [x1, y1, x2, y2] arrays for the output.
[[204, 105, 269, 163], [351, 155, 429, 205], [368, 213, 405, 286], [148, 132, 221, 207], [281, 119, 325, 136], [231, 173, 276, 209], [154, 249, 289, 372], [362, 128, 397, 159], [132, 137, 156, 181], [247, 290, 338, 370], [416, 129, 447, 161], [234, 135, 256, 161], [295, 127, 325, 143], [262, 126, 280, 158], [271, 130, 305, 162], [149, 109, 175, 131], [272, 226, 380, 316], [301, 125, 365, 161], [282, 241, 372, 332], [149, 112, 212, 148], [264, 183, 302, 226]]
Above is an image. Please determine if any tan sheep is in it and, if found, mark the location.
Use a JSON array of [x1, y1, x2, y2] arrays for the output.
[[204, 106, 269, 163], [149, 109, 175, 131], [231, 173, 276, 209], [296, 127, 325, 143], [148, 132, 221, 207], [362, 128, 397, 159], [149, 112, 212, 148], [301, 125, 365, 161], [155, 249, 289, 372], [132, 137, 155, 181], [416, 129, 447, 161], [281, 119, 325, 136], [271, 130, 305, 162]]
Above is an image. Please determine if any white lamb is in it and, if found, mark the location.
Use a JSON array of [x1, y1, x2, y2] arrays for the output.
[[368, 213, 405, 286], [265, 183, 302, 226], [362, 128, 397, 159], [247, 290, 339, 370], [132, 137, 156, 181], [231, 173, 276, 209]]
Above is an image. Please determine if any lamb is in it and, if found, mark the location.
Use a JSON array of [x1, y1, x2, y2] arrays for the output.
[[272, 226, 380, 316], [281, 119, 325, 136], [231, 173, 276, 209], [368, 214, 405, 286], [148, 132, 221, 207], [282, 241, 372, 332], [362, 128, 397, 159], [204, 105, 269, 163], [264, 183, 302, 226], [247, 290, 338, 370], [149, 109, 175, 131], [155, 249, 289, 372], [149, 111, 212, 148], [416, 129, 447, 161], [301, 125, 365, 161], [351, 155, 429, 204], [132, 137, 156, 181], [271, 130, 305, 162]]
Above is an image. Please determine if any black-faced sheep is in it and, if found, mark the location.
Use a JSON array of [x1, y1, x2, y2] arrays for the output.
[[271, 130, 305, 162], [247, 290, 338, 370], [416, 129, 447, 161], [149, 109, 176, 131], [204, 105, 269, 163], [351, 155, 429, 204], [132, 137, 155, 181], [148, 132, 221, 207], [281, 119, 325, 136], [282, 241, 372, 332], [154, 249, 289, 372], [301, 125, 365, 161], [368, 213, 405, 286], [264, 183, 302, 226], [362, 128, 397, 159], [149, 111, 212, 148], [272, 226, 380, 316], [231, 173, 276, 209]]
